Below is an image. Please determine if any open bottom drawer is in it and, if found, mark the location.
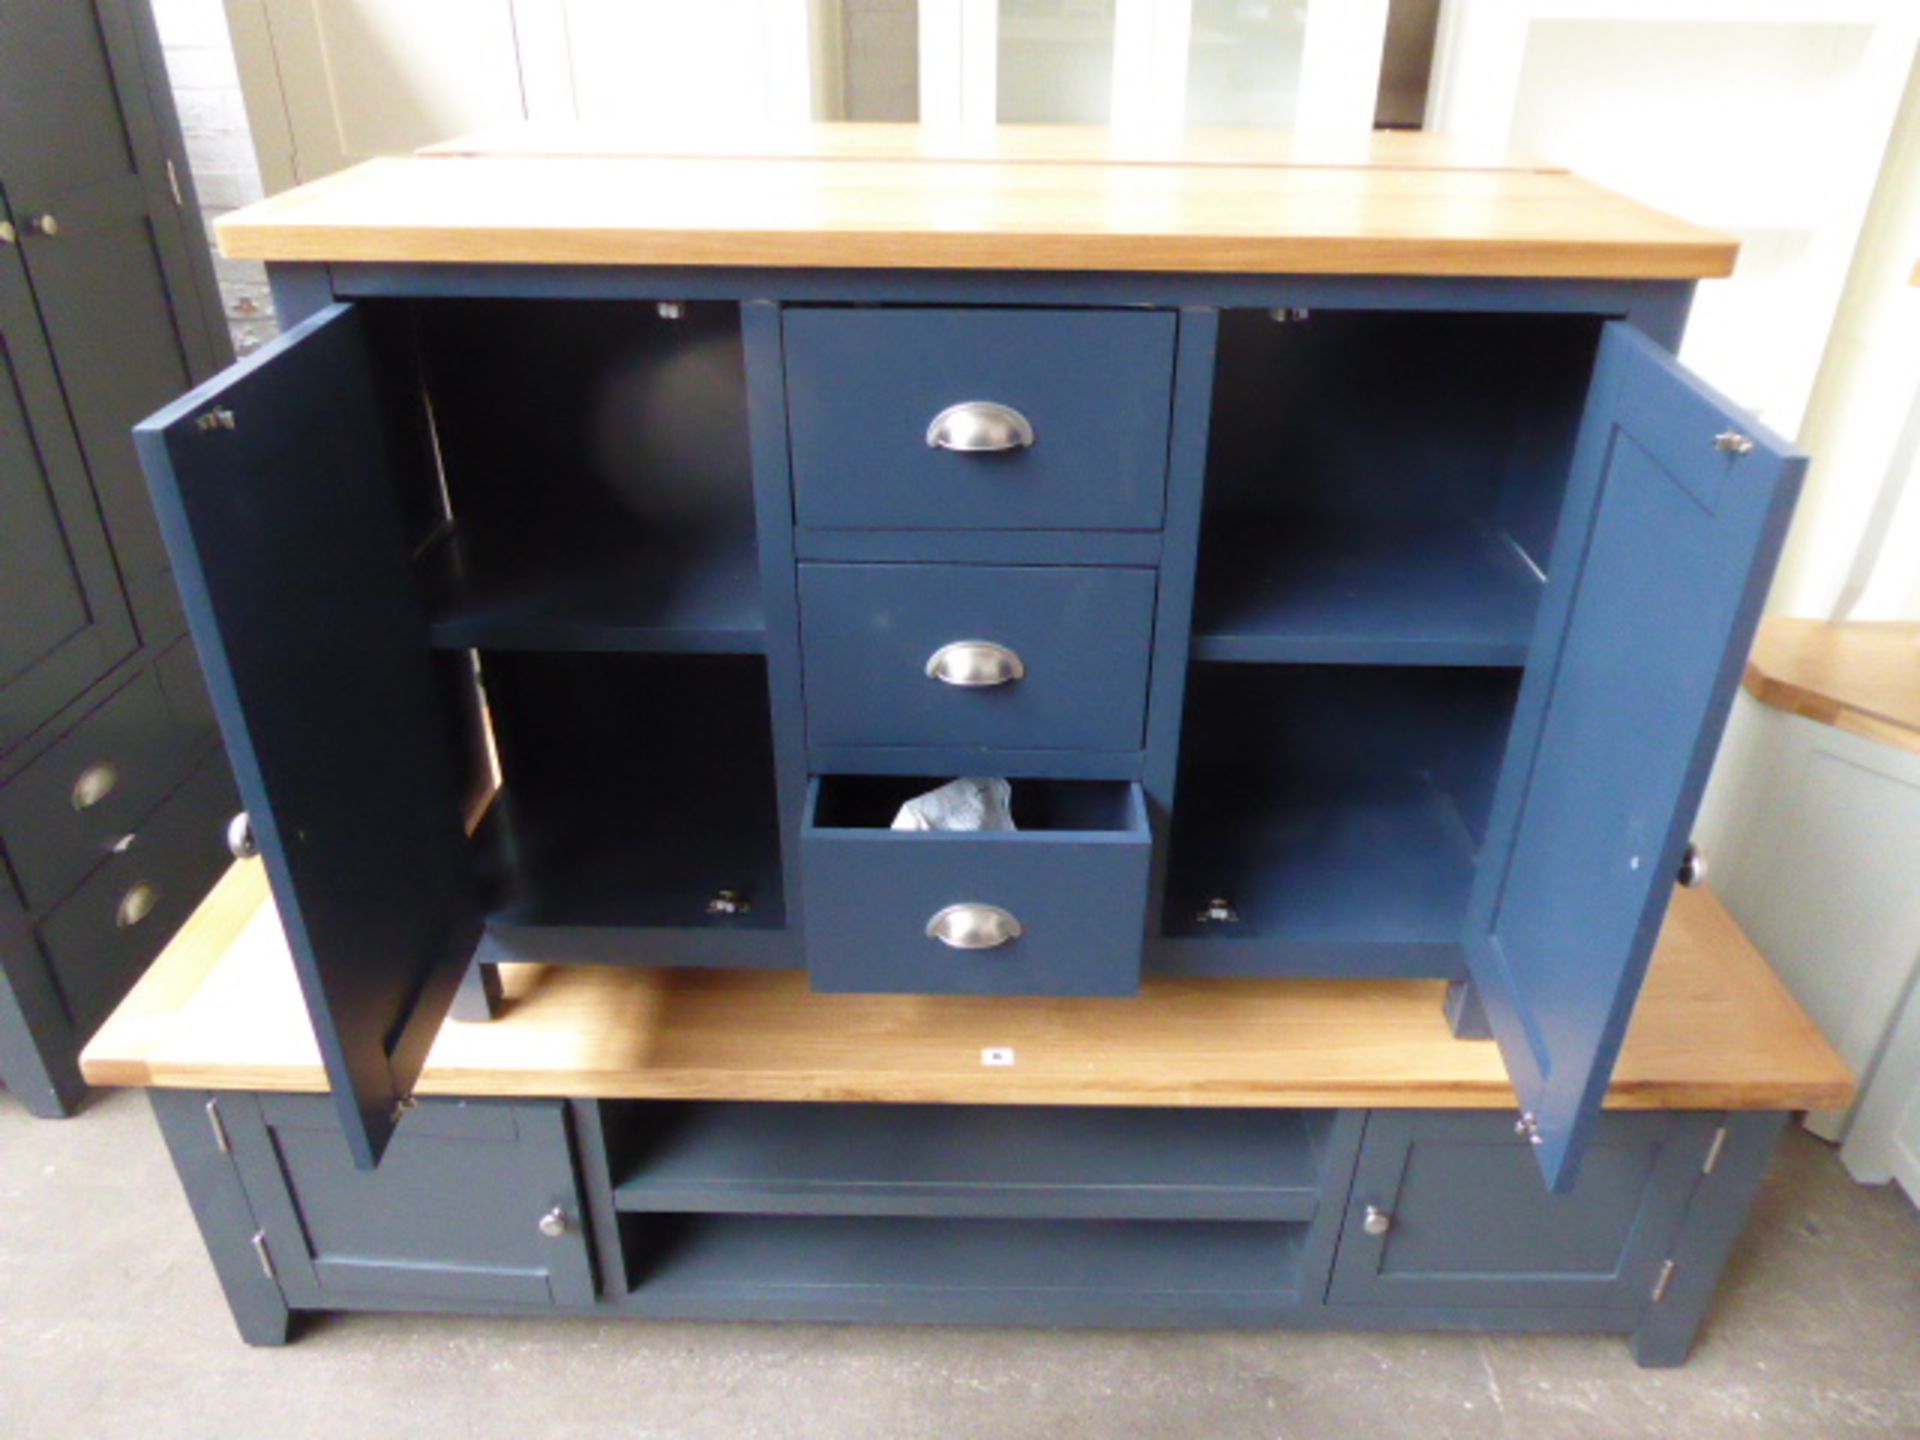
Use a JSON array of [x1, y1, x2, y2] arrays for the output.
[[801, 776, 1150, 996]]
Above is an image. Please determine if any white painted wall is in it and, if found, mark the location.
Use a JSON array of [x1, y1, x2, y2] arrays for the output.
[[148, 0, 278, 353]]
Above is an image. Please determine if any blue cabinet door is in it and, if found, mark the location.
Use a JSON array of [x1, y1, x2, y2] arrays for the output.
[[135, 304, 479, 1168], [1466, 323, 1804, 1191]]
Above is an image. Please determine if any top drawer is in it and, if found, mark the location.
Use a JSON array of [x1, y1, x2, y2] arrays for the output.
[[784, 308, 1176, 531]]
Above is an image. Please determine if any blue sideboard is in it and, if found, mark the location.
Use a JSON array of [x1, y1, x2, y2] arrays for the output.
[[127, 136, 1804, 1204]]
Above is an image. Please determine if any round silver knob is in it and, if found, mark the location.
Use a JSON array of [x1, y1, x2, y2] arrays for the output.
[[926, 640, 1025, 687], [116, 882, 158, 929], [71, 761, 119, 811], [1362, 1205, 1391, 1237], [537, 1206, 569, 1239], [926, 401, 1034, 453], [1677, 844, 1708, 888], [926, 903, 1023, 950], [27, 213, 58, 238], [227, 812, 259, 860], [0, 220, 16, 245]]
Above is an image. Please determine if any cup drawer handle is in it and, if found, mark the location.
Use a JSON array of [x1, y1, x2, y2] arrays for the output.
[[71, 761, 119, 811], [926, 640, 1025, 687], [926, 401, 1035, 453], [116, 882, 158, 929], [926, 903, 1023, 950]]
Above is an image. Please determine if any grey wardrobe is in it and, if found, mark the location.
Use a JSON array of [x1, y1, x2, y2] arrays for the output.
[[0, 0, 236, 1115]]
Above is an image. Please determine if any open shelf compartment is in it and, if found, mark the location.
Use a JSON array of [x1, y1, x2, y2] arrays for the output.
[[412, 299, 765, 654], [1192, 309, 1602, 666], [474, 651, 785, 932], [619, 1215, 1307, 1312], [606, 1102, 1337, 1221], [1163, 664, 1520, 944]]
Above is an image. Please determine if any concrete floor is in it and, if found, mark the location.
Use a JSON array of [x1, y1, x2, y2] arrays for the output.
[[3, 1091, 1918, 1440]]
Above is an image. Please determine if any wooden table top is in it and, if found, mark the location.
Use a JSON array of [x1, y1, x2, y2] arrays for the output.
[[213, 123, 1734, 280], [82, 861, 1851, 1112], [1744, 617, 1920, 757]]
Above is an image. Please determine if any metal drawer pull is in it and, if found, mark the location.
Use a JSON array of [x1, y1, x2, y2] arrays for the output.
[[926, 640, 1024, 687], [926, 401, 1035, 453], [1363, 1205, 1392, 1237], [926, 903, 1023, 950], [227, 812, 258, 860], [538, 1206, 569, 1239], [26, 213, 58, 238], [116, 882, 157, 929], [71, 762, 119, 811]]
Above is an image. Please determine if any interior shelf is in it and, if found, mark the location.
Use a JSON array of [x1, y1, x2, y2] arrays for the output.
[[1191, 521, 1544, 666], [477, 651, 786, 930], [1162, 771, 1476, 943], [1163, 664, 1519, 945], [610, 1103, 1331, 1221], [423, 529, 764, 654], [624, 1215, 1305, 1304]]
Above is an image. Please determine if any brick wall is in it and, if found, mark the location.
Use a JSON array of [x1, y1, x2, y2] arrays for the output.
[[148, 0, 278, 354]]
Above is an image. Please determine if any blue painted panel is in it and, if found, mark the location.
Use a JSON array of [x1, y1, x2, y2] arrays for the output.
[[134, 304, 479, 1168], [329, 262, 1673, 322], [802, 777, 1150, 995], [1331, 1111, 1712, 1309], [797, 563, 1157, 752], [792, 528, 1163, 567], [1466, 324, 1805, 1191], [785, 308, 1175, 531]]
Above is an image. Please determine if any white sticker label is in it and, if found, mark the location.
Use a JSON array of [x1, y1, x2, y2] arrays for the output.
[[982, 1047, 1016, 1067]]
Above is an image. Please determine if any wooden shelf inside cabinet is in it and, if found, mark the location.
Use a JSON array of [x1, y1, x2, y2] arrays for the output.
[[610, 1103, 1330, 1221], [421, 528, 765, 655], [1191, 522, 1544, 666], [624, 1215, 1305, 1305]]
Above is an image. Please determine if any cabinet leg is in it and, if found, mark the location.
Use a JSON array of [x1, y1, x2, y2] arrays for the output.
[[148, 1091, 294, 1347], [1630, 1111, 1787, 1367], [450, 959, 503, 1022], [1443, 977, 1492, 1040], [0, 951, 89, 1116]]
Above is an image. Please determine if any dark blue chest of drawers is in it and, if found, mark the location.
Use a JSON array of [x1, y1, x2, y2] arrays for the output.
[[132, 175, 1803, 1198]]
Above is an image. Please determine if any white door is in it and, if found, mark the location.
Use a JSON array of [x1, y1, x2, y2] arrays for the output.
[[226, 0, 831, 190], [1426, 0, 1920, 434], [917, 0, 1388, 134]]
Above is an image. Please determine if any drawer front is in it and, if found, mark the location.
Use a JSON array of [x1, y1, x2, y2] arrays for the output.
[[36, 754, 237, 1035], [0, 668, 212, 912], [803, 781, 1151, 996], [798, 563, 1157, 753], [785, 308, 1176, 531]]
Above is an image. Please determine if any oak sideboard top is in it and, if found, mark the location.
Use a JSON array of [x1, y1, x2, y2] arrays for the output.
[[213, 123, 1735, 280], [82, 861, 1850, 1112]]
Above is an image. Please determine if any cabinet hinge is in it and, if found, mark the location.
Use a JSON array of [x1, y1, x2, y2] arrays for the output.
[[1702, 1125, 1729, 1175], [205, 1097, 231, 1153], [165, 157, 184, 209], [250, 1230, 278, 1282], [1650, 1257, 1677, 1304]]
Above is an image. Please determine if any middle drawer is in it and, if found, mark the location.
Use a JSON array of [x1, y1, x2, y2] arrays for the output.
[[798, 563, 1157, 753]]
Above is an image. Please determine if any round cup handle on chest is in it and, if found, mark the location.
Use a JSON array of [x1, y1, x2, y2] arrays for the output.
[[926, 903, 1023, 950], [926, 640, 1025, 687], [116, 882, 158, 929], [71, 761, 119, 811], [926, 401, 1034, 453]]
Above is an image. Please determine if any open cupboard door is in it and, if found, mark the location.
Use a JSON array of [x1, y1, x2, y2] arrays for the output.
[[1466, 322, 1804, 1193], [136, 303, 479, 1169]]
